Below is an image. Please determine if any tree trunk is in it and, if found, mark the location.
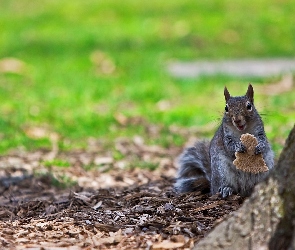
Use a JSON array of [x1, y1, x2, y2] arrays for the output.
[[195, 125, 295, 250]]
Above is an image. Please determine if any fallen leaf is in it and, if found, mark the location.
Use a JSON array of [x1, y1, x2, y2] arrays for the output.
[[90, 50, 116, 75], [94, 156, 113, 165], [153, 240, 185, 249], [92, 200, 103, 210], [114, 113, 128, 126], [256, 74, 294, 95], [0, 57, 27, 74]]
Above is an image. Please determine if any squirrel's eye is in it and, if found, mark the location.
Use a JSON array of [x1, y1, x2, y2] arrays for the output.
[[246, 102, 252, 111], [225, 104, 229, 112]]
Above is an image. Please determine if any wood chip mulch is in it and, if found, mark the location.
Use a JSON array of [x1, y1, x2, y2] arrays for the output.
[[0, 137, 244, 249]]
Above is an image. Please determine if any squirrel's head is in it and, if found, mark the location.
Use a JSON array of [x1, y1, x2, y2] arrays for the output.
[[223, 84, 255, 131]]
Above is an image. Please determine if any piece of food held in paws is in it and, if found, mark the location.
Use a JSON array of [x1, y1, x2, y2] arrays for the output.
[[233, 133, 269, 174]]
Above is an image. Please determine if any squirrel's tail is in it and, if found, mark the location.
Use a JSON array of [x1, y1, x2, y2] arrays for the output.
[[174, 140, 211, 193]]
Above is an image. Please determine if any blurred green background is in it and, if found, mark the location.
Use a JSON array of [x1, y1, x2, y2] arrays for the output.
[[0, 0, 295, 156]]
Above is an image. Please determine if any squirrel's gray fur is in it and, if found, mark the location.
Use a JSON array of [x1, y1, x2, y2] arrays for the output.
[[175, 84, 274, 198]]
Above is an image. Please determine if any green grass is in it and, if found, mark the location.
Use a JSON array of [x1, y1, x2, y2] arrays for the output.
[[43, 159, 71, 168], [0, 0, 295, 157]]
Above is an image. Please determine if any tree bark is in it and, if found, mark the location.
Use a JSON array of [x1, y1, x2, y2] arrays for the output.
[[195, 125, 295, 250]]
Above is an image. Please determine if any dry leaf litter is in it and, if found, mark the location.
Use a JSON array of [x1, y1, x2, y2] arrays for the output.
[[0, 136, 244, 249]]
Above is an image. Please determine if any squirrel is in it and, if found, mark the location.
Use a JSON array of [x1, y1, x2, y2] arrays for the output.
[[174, 84, 274, 198]]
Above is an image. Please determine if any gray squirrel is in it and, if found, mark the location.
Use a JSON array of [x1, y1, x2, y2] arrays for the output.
[[175, 84, 274, 198]]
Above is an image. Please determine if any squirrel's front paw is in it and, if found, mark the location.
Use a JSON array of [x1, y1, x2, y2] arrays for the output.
[[219, 186, 233, 198], [236, 143, 246, 153], [254, 145, 262, 155]]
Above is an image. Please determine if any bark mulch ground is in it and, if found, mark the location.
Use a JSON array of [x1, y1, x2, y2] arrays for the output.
[[0, 137, 244, 249]]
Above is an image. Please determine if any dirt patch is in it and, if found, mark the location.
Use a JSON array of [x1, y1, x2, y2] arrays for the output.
[[0, 138, 244, 249]]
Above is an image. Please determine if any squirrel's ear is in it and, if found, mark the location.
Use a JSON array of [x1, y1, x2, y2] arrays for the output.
[[224, 86, 230, 102], [246, 84, 254, 103]]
